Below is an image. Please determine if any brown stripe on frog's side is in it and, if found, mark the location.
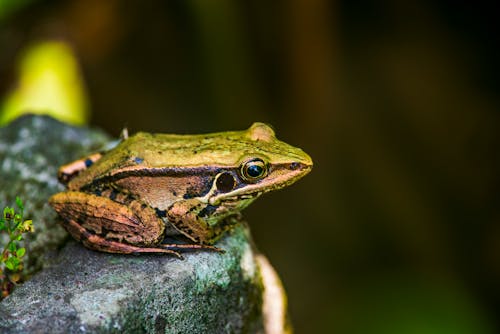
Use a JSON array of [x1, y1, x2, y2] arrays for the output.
[[80, 166, 225, 191], [81, 161, 309, 214], [83, 161, 307, 193]]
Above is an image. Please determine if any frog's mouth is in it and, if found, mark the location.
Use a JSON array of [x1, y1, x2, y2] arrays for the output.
[[217, 193, 263, 213], [209, 191, 262, 208], [220, 191, 262, 203]]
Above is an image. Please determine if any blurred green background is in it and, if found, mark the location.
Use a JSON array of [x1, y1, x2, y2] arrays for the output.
[[1, 1, 499, 333]]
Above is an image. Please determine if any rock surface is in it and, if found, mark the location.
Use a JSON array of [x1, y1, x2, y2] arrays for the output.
[[0, 114, 110, 275], [0, 115, 288, 333], [0, 226, 265, 333]]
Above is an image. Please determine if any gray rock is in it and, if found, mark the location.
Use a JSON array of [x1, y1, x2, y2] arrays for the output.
[[0, 115, 289, 333], [0, 114, 110, 275], [0, 225, 265, 333]]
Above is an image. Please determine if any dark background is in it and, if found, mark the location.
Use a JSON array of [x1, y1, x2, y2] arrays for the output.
[[1, 1, 499, 333]]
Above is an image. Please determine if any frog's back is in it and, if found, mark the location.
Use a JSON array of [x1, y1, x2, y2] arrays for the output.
[[66, 131, 246, 190], [67, 124, 311, 190]]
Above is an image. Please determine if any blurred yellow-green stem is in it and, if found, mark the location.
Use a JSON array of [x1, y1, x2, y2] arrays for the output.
[[0, 41, 89, 126]]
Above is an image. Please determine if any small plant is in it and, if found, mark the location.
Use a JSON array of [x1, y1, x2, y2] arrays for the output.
[[0, 196, 33, 299]]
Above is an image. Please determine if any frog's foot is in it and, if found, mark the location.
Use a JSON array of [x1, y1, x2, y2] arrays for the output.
[[158, 243, 225, 253], [63, 218, 182, 258]]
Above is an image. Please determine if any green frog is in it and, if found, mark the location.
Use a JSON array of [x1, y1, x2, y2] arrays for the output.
[[49, 123, 312, 257]]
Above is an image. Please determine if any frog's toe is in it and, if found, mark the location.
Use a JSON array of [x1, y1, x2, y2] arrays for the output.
[[132, 248, 183, 259], [159, 243, 225, 254]]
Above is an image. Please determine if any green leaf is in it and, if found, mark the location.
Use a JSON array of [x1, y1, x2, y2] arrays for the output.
[[5, 257, 16, 271], [16, 248, 25, 258], [14, 213, 22, 224], [5, 261, 14, 270], [8, 242, 17, 252], [15, 196, 24, 211]]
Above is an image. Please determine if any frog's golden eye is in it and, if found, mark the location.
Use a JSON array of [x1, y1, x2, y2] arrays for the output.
[[240, 158, 267, 182]]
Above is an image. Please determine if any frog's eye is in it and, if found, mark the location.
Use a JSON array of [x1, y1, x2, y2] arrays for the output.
[[240, 158, 267, 182]]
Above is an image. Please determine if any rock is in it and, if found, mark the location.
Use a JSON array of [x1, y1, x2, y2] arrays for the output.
[[0, 226, 267, 333], [0, 115, 290, 333], [0, 114, 110, 275]]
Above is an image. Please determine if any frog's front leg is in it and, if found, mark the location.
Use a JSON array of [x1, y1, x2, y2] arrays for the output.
[[58, 153, 103, 184], [49, 192, 220, 256], [167, 199, 235, 244]]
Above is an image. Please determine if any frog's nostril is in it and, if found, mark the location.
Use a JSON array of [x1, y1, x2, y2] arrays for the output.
[[290, 162, 301, 170]]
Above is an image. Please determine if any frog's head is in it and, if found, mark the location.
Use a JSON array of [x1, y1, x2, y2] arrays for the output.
[[204, 122, 313, 212]]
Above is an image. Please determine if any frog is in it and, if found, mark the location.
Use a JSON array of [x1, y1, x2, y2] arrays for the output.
[[49, 122, 312, 257]]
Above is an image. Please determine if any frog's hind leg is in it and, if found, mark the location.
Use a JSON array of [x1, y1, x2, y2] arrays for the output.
[[63, 218, 183, 257], [50, 191, 177, 255], [66, 219, 223, 256], [49, 191, 222, 256]]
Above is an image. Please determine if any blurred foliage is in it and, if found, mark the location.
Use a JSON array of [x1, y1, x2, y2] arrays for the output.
[[0, 197, 33, 299], [0, 0, 36, 22], [323, 274, 494, 334], [0, 1, 499, 333], [0, 41, 88, 125]]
